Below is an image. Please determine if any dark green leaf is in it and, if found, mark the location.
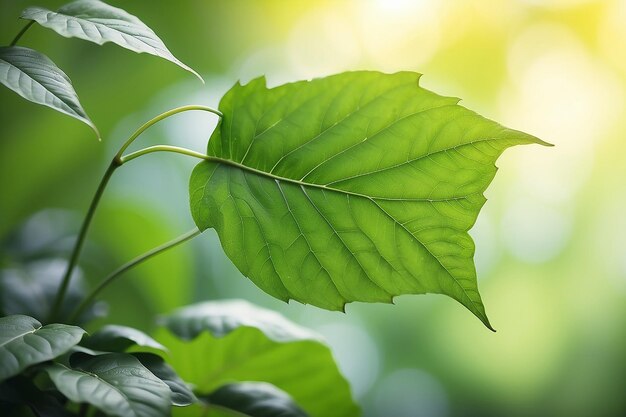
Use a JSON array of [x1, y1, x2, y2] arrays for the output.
[[82, 325, 166, 352], [0, 46, 98, 139], [0, 376, 71, 417], [205, 382, 309, 417], [159, 300, 359, 417], [133, 352, 197, 407], [0, 315, 85, 382], [21, 0, 202, 82], [45, 353, 171, 417], [0, 259, 106, 325], [189, 71, 551, 329]]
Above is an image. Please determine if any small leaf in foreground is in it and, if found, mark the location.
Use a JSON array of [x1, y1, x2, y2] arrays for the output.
[[45, 353, 171, 417], [189, 71, 552, 329], [21, 0, 203, 82], [82, 324, 167, 352], [160, 300, 359, 417], [0, 315, 85, 382], [0, 46, 99, 139], [133, 352, 197, 407], [205, 382, 309, 417]]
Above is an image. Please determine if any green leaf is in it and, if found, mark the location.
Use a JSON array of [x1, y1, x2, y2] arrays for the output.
[[204, 382, 309, 417], [21, 0, 203, 82], [132, 352, 197, 407], [0, 315, 85, 382], [0, 375, 71, 417], [0, 259, 106, 325], [159, 300, 359, 417], [0, 46, 98, 139], [82, 324, 167, 352], [45, 353, 171, 417], [189, 71, 551, 329]]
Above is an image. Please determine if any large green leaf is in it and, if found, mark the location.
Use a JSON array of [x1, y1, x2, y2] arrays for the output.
[[82, 324, 167, 352], [189, 71, 550, 329], [21, 0, 202, 82], [204, 382, 309, 417], [0, 315, 85, 382], [159, 300, 359, 417], [0, 46, 98, 138], [45, 353, 171, 417]]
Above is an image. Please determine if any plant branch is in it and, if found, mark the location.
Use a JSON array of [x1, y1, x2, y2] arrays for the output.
[[69, 228, 202, 323], [10, 20, 34, 46], [51, 105, 221, 322], [49, 161, 118, 322], [114, 105, 222, 163]]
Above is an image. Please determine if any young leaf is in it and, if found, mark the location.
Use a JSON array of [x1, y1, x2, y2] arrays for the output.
[[21, 0, 203, 82], [132, 352, 197, 407], [0, 315, 85, 382], [204, 382, 309, 417], [45, 353, 172, 417], [82, 324, 167, 352], [0, 46, 99, 139], [159, 300, 359, 417], [189, 71, 551, 329]]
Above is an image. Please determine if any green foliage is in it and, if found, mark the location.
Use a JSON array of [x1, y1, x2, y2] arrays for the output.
[[132, 353, 197, 407], [203, 382, 309, 417], [189, 71, 550, 329], [45, 353, 172, 417], [0, 46, 98, 137], [21, 0, 202, 82], [0, 315, 85, 382], [0, 1, 550, 416], [82, 324, 167, 352], [160, 300, 360, 417]]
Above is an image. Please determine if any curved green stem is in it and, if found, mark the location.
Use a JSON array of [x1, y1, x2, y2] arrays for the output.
[[114, 105, 222, 163], [50, 105, 220, 322], [120, 144, 211, 164], [69, 228, 201, 323], [10, 20, 34, 46], [49, 161, 118, 322]]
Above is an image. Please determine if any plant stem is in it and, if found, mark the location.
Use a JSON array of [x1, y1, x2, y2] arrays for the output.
[[69, 228, 201, 323], [49, 161, 118, 322], [114, 105, 222, 163], [50, 105, 221, 322], [120, 144, 211, 164], [10, 20, 34, 46]]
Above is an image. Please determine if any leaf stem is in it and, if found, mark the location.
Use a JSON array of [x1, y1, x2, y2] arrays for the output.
[[10, 20, 34, 46], [69, 228, 201, 323], [114, 105, 222, 164], [51, 105, 221, 322]]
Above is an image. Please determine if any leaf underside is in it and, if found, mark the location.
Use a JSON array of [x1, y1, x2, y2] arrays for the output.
[[0, 315, 85, 382], [0, 46, 98, 138], [189, 71, 549, 329], [21, 0, 202, 82], [161, 300, 359, 417]]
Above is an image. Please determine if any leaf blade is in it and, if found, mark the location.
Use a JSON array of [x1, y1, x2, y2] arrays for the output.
[[21, 1, 203, 82], [189, 71, 549, 328], [82, 324, 167, 352], [45, 353, 171, 417], [132, 352, 197, 407], [0, 315, 85, 382], [0, 46, 98, 139], [160, 300, 359, 417], [205, 382, 309, 417]]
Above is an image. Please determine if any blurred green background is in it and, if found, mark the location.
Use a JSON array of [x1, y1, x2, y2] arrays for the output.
[[1, 0, 625, 416]]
